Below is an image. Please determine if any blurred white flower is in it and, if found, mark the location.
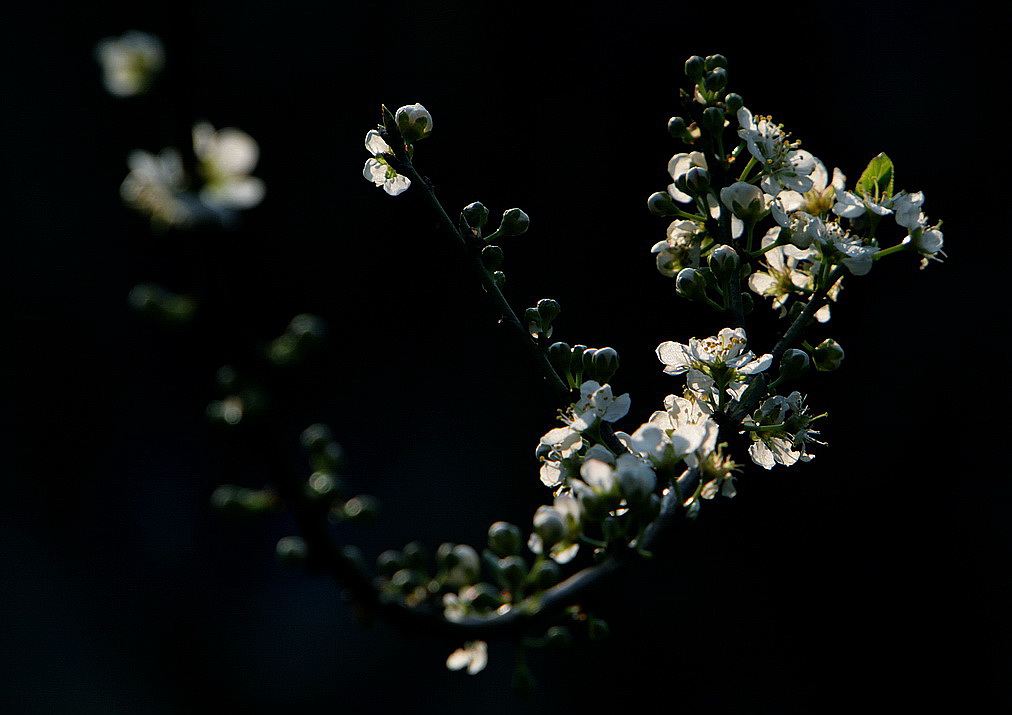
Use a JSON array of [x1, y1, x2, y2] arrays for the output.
[[120, 148, 191, 227], [192, 122, 265, 210], [94, 30, 164, 97], [446, 641, 488, 675]]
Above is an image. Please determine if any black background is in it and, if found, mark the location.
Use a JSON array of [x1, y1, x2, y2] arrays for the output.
[[4, 1, 1006, 713]]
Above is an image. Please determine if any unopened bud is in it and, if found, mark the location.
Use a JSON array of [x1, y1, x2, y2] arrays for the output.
[[701, 105, 725, 132], [481, 244, 504, 270], [779, 348, 811, 381], [667, 116, 690, 141], [536, 298, 561, 324], [528, 559, 561, 589], [532, 505, 567, 548], [703, 68, 728, 93], [462, 201, 489, 228], [543, 626, 572, 648], [495, 555, 527, 593], [488, 521, 523, 557], [547, 342, 573, 374], [812, 339, 845, 371], [704, 54, 728, 71], [591, 346, 620, 383], [498, 208, 530, 236], [647, 190, 677, 216], [724, 92, 744, 115], [276, 536, 309, 566], [675, 267, 706, 300], [720, 181, 766, 222], [340, 495, 380, 524], [684, 166, 711, 195], [707, 244, 739, 280], [394, 102, 432, 143], [684, 55, 705, 81]]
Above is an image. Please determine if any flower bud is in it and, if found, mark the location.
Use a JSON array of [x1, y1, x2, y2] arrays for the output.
[[740, 291, 754, 315], [720, 181, 766, 222], [495, 555, 527, 594], [305, 470, 344, 501], [532, 505, 567, 548], [461, 201, 489, 228], [701, 106, 725, 133], [340, 495, 380, 524], [667, 116, 689, 140], [724, 92, 744, 115], [683, 166, 711, 195], [498, 208, 530, 236], [779, 348, 810, 381], [462, 582, 502, 610], [704, 54, 729, 71], [300, 423, 334, 452], [591, 346, 620, 383], [684, 55, 705, 81], [675, 267, 706, 300], [480, 244, 504, 270], [707, 244, 739, 280], [528, 559, 561, 590], [703, 68, 728, 93], [488, 521, 523, 557], [547, 341, 572, 374], [492, 270, 506, 288], [394, 102, 432, 143], [580, 348, 598, 378], [536, 298, 561, 324], [402, 541, 429, 571], [647, 190, 677, 216], [812, 339, 845, 371]]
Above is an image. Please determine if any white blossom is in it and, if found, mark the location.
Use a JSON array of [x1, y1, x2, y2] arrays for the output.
[[120, 148, 191, 227], [192, 122, 265, 210], [363, 130, 411, 196], [94, 31, 164, 97], [563, 381, 631, 431], [736, 107, 816, 194]]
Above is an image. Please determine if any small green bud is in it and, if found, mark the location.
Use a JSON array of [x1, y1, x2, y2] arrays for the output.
[[702, 105, 725, 133], [488, 521, 523, 557], [704, 54, 728, 71], [708, 244, 740, 281], [591, 346, 620, 383], [394, 102, 432, 143], [812, 339, 845, 371], [498, 208, 530, 236], [779, 348, 811, 381], [276, 536, 309, 566], [569, 345, 587, 375], [740, 291, 754, 315], [462, 201, 490, 229], [724, 92, 744, 114], [532, 506, 567, 548], [667, 116, 690, 141], [492, 270, 506, 288], [580, 347, 598, 378], [528, 559, 561, 590], [703, 67, 728, 93], [536, 298, 561, 324], [675, 267, 706, 300], [546, 342, 572, 375], [684, 55, 705, 80], [481, 244, 504, 270], [647, 190, 677, 216], [390, 568, 424, 592], [496, 555, 527, 594]]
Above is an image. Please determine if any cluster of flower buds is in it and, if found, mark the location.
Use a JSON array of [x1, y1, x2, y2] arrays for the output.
[[547, 343, 620, 389]]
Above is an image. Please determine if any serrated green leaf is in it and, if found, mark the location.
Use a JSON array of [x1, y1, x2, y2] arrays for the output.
[[855, 152, 894, 200]]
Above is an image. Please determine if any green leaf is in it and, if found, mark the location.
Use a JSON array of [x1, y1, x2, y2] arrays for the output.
[[855, 152, 894, 200]]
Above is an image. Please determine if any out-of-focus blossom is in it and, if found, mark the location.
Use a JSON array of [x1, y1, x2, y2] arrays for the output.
[[193, 122, 265, 210], [94, 31, 164, 97]]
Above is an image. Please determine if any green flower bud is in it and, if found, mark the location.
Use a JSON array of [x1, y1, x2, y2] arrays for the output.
[[684, 55, 705, 80], [528, 558, 561, 590], [724, 92, 744, 114], [667, 116, 688, 140], [779, 348, 811, 381], [462, 201, 490, 228], [704, 54, 728, 71], [588, 616, 610, 641], [536, 298, 561, 324], [647, 190, 677, 216], [495, 555, 527, 594], [547, 342, 572, 375], [675, 267, 706, 300], [591, 346, 620, 383], [481, 244, 504, 270], [394, 102, 432, 143], [580, 347, 598, 378], [812, 339, 845, 371], [390, 567, 424, 592], [276, 536, 309, 566], [492, 270, 506, 288], [488, 521, 523, 557], [498, 208, 530, 236], [532, 506, 567, 548], [740, 291, 754, 315], [708, 244, 740, 281], [702, 105, 726, 132], [703, 68, 728, 93], [288, 313, 327, 347]]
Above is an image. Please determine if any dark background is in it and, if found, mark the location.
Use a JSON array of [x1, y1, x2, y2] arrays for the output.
[[4, 1, 1006, 713]]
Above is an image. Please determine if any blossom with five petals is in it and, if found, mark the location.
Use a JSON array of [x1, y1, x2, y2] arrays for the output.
[[363, 130, 411, 196]]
